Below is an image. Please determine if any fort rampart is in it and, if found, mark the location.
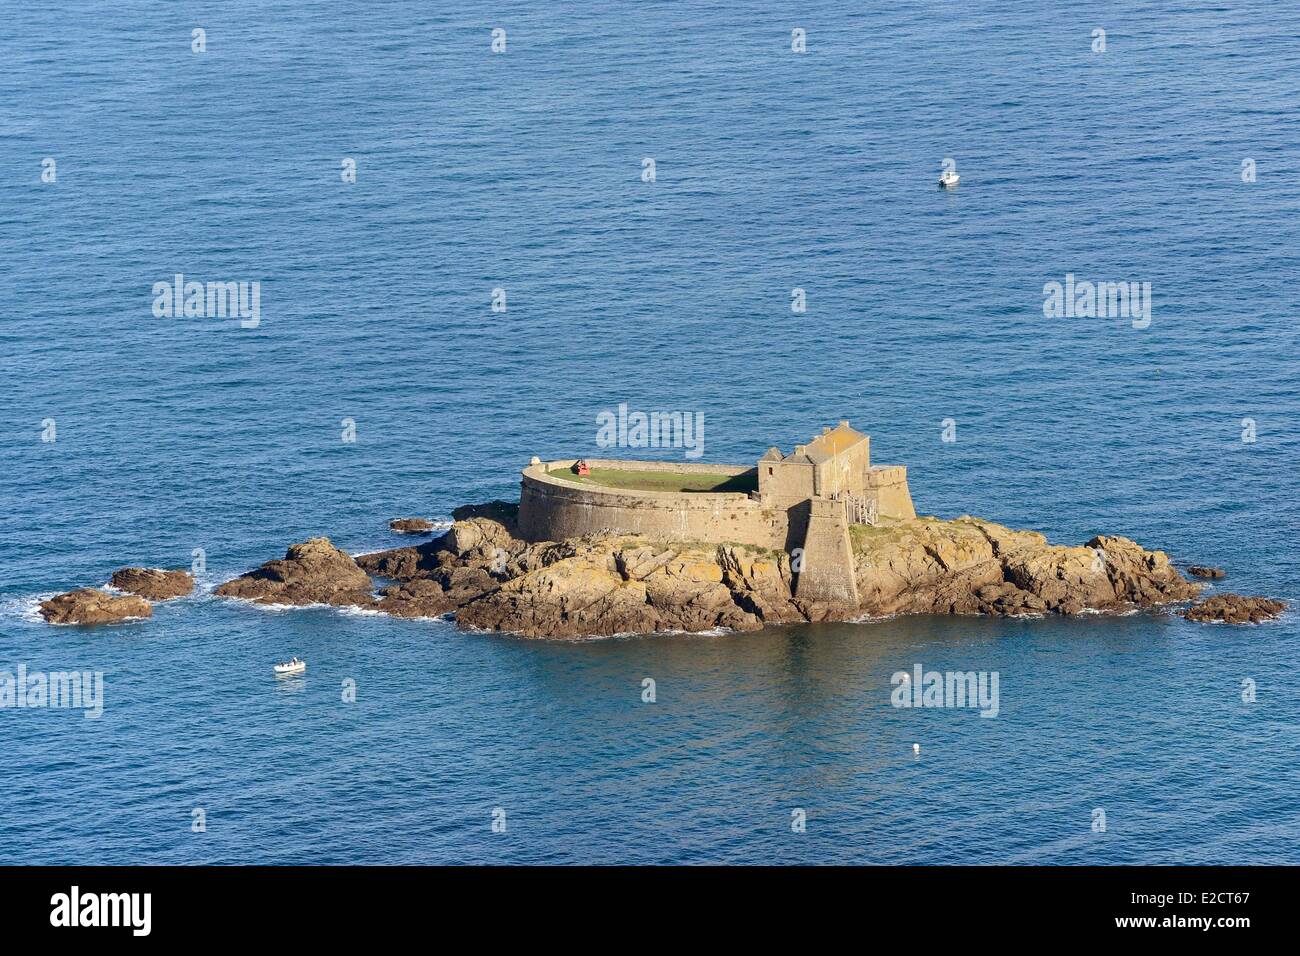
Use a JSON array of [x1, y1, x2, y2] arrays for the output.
[[518, 459, 790, 548]]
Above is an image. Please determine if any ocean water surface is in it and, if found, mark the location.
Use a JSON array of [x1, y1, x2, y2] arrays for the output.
[[1, 1, 1297, 864]]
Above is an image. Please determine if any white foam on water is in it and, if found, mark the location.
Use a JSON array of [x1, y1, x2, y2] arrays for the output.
[[218, 595, 319, 614], [336, 605, 387, 618], [218, 593, 457, 625], [3, 593, 61, 624], [651, 626, 733, 638], [466, 624, 737, 641], [847, 611, 898, 624]]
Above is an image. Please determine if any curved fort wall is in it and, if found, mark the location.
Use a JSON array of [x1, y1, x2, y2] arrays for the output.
[[518, 460, 790, 548]]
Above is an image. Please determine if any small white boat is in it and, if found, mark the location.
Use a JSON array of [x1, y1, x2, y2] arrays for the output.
[[273, 658, 306, 675], [939, 169, 960, 187]]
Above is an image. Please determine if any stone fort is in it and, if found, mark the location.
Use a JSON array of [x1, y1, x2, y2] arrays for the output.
[[518, 421, 915, 605]]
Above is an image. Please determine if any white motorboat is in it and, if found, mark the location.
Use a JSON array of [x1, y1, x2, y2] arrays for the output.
[[939, 169, 960, 187], [273, 658, 306, 675]]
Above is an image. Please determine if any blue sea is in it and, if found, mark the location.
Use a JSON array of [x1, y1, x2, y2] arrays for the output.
[[2, 1, 1298, 864]]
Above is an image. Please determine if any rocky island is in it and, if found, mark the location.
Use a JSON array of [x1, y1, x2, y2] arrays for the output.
[[39, 588, 154, 626], [39, 568, 193, 625], [41, 423, 1286, 634], [207, 502, 1236, 639]]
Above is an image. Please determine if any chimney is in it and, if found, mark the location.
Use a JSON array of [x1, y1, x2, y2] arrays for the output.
[[839, 419, 849, 428], [794, 445, 806, 456], [822, 426, 831, 436]]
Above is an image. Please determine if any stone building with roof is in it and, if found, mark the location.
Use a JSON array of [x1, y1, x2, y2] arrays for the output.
[[755, 420, 913, 522]]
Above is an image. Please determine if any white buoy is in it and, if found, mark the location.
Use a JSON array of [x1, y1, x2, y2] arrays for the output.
[[913, 743, 921, 755]]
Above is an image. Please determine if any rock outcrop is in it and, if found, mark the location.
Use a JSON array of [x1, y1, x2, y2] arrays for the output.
[[338, 510, 1201, 638], [39, 588, 152, 625], [213, 537, 374, 607], [389, 518, 437, 534], [69, 505, 1232, 637], [451, 500, 519, 526], [1187, 565, 1226, 579], [455, 541, 796, 638], [110, 567, 194, 600], [849, 519, 1196, 618], [358, 515, 535, 620], [1183, 594, 1284, 624]]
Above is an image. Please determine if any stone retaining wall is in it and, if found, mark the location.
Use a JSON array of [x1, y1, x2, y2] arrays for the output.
[[519, 460, 788, 548]]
